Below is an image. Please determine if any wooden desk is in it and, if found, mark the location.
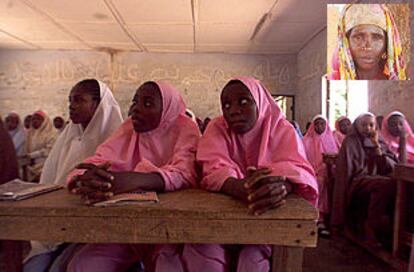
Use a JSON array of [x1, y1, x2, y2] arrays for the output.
[[0, 189, 318, 272], [393, 164, 414, 267]]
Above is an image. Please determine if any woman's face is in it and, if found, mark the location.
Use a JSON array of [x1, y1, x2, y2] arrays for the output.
[[356, 115, 376, 137], [348, 24, 386, 72], [24, 115, 32, 129], [314, 118, 326, 135], [5, 115, 19, 131], [69, 86, 99, 127], [339, 119, 352, 135], [130, 83, 163, 133], [221, 81, 258, 134], [53, 117, 65, 129], [387, 115, 405, 137], [31, 113, 44, 130]]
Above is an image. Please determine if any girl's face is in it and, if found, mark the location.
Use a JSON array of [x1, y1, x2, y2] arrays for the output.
[[221, 81, 258, 134], [348, 24, 386, 73], [5, 115, 19, 131], [24, 115, 32, 129], [387, 115, 405, 137], [130, 83, 163, 133], [339, 118, 352, 135], [356, 115, 376, 137], [69, 86, 99, 127], [31, 113, 44, 130], [314, 118, 326, 135]]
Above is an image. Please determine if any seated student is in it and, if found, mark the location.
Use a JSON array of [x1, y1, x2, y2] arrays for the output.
[[66, 81, 200, 272], [331, 113, 398, 248], [0, 115, 23, 272], [303, 115, 338, 236], [182, 77, 318, 272], [333, 116, 352, 148], [53, 116, 66, 134], [381, 111, 413, 164], [23, 79, 123, 272], [5, 112, 26, 157], [23, 114, 32, 131], [24, 111, 57, 182]]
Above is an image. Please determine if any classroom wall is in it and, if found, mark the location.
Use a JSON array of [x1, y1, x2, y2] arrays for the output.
[[296, 29, 327, 130], [0, 49, 297, 120]]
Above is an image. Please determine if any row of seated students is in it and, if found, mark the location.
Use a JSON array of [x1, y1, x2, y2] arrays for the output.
[[302, 111, 413, 271], [0, 77, 413, 272], [4, 111, 68, 182]]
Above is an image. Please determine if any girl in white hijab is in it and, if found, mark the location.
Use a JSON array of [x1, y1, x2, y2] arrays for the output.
[[24, 79, 123, 272], [5, 112, 26, 156], [40, 79, 123, 185]]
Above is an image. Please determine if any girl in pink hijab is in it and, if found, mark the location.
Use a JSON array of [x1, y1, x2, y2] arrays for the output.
[[182, 77, 318, 272], [381, 111, 414, 164], [66, 81, 200, 272], [333, 116, 352, 148], [303, 115, 338, 236]]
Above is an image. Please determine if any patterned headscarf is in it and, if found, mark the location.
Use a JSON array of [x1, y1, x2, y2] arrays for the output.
[[329, 4, 406, 80]]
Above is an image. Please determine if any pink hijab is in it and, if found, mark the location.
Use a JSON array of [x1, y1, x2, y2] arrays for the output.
[[67, 81, 200, 191], [303, 115, 339, 176], [381, 111, 414, 164], [197, 77, 318, 206], [333, 116, 349, 148]]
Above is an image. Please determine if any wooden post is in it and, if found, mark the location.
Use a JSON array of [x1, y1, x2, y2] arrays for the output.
[[271, 246, 304, 272]]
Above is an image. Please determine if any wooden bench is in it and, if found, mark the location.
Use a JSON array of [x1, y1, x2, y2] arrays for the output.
[[0, 189, 318, 272], [393, 164, 414, 269], [322, 153, 407, 271]]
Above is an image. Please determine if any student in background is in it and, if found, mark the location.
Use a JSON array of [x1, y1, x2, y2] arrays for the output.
[[381, 111, 412, 164], [333, 116, 352, 148], [53, 116, 66, 134], [182, 77, 318, 272], [331, 113, 397, 248], [23, 114, 32, 131], [24, 111, 57, 183], [5, 112, 26, 157], [66, 81, 200, 272], [303, 115, 339, 236], [23, 79, 123, 272]]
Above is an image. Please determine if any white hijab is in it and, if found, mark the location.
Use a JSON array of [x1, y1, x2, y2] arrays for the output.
[[7, 112, 26, 156], [39, 80, 123, 185]]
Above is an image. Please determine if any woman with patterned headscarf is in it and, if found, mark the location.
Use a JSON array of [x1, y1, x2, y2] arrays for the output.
[[328, 4, 406, 80]]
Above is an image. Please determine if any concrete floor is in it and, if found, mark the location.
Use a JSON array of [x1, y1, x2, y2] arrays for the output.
[[304, 236, 390, 272]]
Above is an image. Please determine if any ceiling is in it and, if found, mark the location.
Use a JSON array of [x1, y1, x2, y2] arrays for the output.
[[0, 0, 335, 54]]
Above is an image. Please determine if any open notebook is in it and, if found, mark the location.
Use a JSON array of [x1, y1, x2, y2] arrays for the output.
[[93, 191, 159, 207], [0, 179, 63, 201]]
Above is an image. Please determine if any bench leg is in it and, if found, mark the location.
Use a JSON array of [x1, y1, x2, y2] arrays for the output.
[[271, 245, 303, 272]]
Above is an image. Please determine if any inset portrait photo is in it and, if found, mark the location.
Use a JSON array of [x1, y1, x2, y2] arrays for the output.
[[327, 4, 410, 80]]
